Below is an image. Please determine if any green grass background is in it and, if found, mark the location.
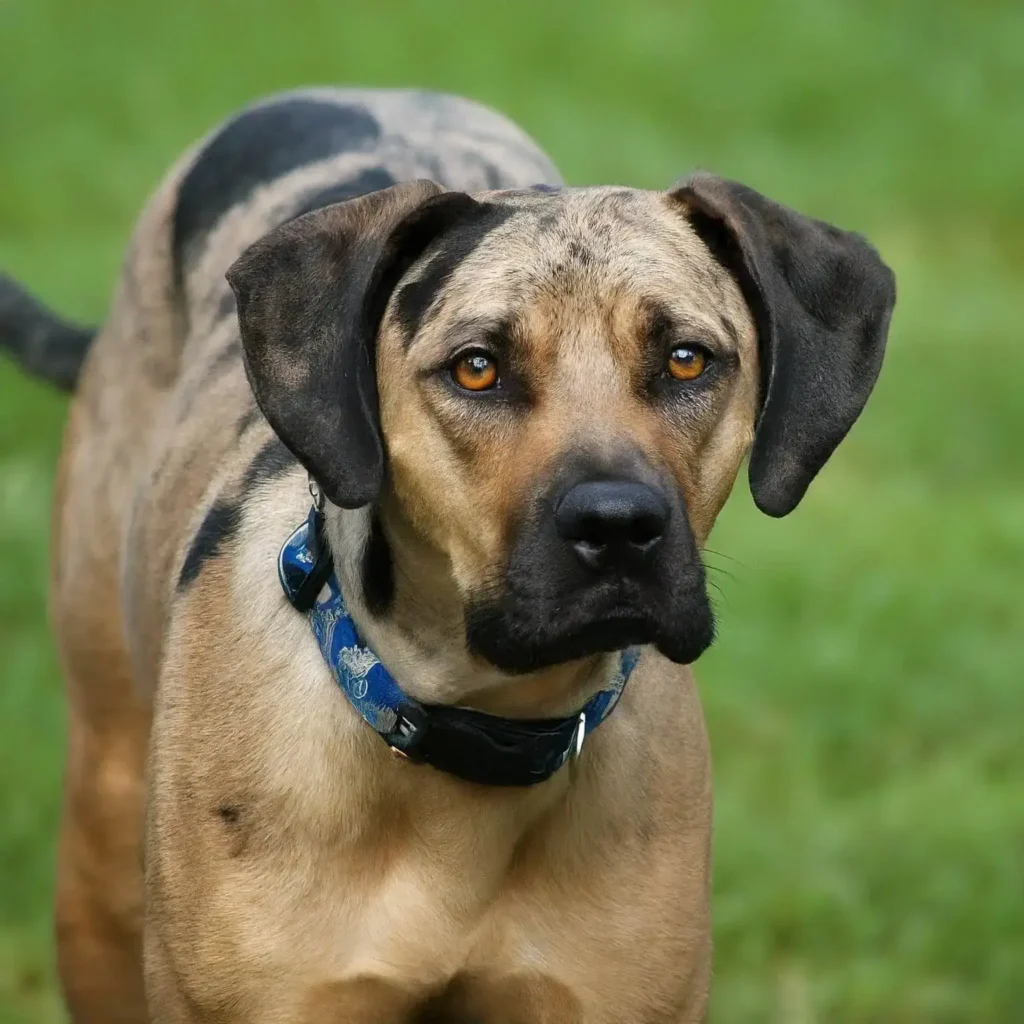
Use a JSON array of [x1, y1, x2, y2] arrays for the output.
[[1, 0, 1022, 1020]]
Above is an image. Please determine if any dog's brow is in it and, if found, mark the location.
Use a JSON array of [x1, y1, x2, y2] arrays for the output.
[[442, 317, 523, 361], [643, 299, 739, 356]]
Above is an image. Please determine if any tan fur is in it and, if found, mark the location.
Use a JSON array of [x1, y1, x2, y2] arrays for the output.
[[49, 90, 766, 1023]]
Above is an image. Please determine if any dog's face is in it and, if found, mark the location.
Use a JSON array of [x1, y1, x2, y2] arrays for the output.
[[229, 178, 895, 676], [375, 189, 757, 672]]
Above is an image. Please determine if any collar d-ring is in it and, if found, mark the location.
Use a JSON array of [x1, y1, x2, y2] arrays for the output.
[[308, 475, 326, 513]]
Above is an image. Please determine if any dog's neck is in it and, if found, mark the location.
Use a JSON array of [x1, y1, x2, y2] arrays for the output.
[[326, 504, 615, 719]]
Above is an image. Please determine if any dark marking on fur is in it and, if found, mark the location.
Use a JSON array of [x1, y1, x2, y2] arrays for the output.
[[629, 299, 679, 395], [395, 204, 515, 346], [289, 168, 397, 221], [643, 300, 677, 349], [683, 206, 746, 288], [215, 803, 250, 858], [241, 434, 298, 493], [457, 151, 506, 191], [535, 206, 562, 233], [361, 511, 395, 617], [178, 500, 242, 589], [173, 98, 381, 270], [216, 804, 240, 824], [566, 239, 593, 267]]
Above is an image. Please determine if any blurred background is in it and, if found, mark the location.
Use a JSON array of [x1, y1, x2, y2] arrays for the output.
[[1, 0, 1021, 1020]]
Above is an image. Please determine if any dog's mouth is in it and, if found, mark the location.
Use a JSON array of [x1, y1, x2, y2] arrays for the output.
[[464, 576, 716, 675]]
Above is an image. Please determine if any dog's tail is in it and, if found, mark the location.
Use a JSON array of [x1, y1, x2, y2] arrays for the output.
[[0, 275, 96, 391]]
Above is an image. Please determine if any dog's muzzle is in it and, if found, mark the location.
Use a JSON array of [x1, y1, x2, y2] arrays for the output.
[[465, 460, 716, 675]]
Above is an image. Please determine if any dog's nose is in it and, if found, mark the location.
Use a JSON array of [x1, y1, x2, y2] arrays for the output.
[[555, 480, 669, 571]]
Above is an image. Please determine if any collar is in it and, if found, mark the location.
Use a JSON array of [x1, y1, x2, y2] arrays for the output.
[[278, 505, 640, 787]]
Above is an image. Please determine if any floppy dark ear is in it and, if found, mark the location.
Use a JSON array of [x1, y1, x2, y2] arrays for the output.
[[227, 180, 482, 508], [670, 173, 896, 517]]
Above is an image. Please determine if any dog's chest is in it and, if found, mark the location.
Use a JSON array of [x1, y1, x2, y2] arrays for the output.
[[275, 842, 699, 1024], [202, 808, 697, 1022], [294, 910, 589, 1024]]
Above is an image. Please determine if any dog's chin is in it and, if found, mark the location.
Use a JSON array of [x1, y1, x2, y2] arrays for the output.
[[464, 591, 716, 676]]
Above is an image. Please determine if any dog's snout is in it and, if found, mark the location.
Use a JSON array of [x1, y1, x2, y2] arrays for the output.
[[555, 480, 669, 571]]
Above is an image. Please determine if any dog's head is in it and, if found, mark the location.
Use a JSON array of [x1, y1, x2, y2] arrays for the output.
[[228, 178, 894, 678]]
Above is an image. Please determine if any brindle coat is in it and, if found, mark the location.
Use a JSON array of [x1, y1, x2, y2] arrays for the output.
[[1, 87, 895, 1023]]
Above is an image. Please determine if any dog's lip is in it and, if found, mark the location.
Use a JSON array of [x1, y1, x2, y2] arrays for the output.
[[577, 606, 650, 629], [500, 572, 655, 606], [534, 601, 659, 647], [470, 616, 655, 675]]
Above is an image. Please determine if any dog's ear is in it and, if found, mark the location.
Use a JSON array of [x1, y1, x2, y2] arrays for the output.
[[227, 180, 482, 508], [670, 173, 896, 517]]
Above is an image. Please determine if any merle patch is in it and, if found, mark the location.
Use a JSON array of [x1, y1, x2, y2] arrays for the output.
[[288, 168, 396, 221], [177, 499, 242, 589], [395, 204, 514, 345], [173, 98, 381, 270]]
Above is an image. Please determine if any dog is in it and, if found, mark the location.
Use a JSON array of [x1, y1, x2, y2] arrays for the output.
[[1, 87, 895, 1023]]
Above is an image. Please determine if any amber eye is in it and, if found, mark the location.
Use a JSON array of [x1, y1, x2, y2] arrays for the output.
[[667, 345, 708, 382], [451, 350, 499, 392]]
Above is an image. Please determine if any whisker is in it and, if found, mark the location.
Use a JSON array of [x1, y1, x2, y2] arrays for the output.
[[702, 560, 736, 583], [705, 579, 732, 613], [702, 547, 745, 568]]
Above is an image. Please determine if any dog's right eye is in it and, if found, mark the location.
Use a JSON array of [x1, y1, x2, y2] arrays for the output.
[[451, 351, 500, 392]]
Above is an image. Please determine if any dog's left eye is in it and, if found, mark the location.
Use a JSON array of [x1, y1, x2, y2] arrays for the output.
[[451, 350, 500, 392], [667, 345, 709, 382]]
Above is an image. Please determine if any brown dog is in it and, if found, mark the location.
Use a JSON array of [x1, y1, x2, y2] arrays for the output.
[[1, 87, 894, 1023]]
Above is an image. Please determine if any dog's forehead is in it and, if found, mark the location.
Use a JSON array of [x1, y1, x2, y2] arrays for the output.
[[391, 185, 743, 351], [464, 186, 724, 300], [478, 186, 691, 260]]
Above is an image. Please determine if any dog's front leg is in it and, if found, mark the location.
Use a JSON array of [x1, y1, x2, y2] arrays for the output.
[[55, 683, 150, 1024], [144, 922, 424, 1024]]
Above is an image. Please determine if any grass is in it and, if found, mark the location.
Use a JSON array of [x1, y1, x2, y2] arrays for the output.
[[2, 0, 1022, 1020]]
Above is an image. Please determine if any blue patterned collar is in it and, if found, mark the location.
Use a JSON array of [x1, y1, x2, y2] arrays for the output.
[[278, 505, 640, 787]]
